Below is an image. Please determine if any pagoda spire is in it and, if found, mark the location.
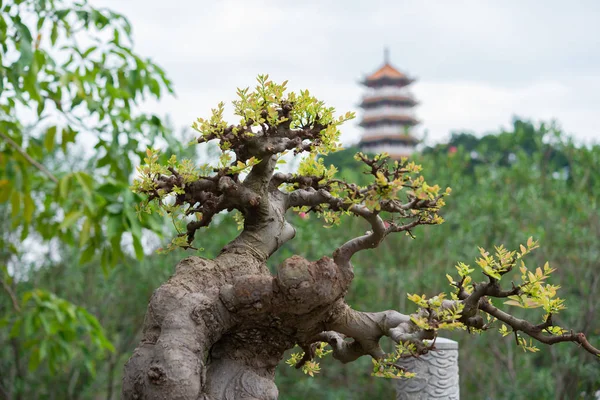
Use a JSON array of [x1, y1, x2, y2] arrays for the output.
[[357, 49, 420, 159]]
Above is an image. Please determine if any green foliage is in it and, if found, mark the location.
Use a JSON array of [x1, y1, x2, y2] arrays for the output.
[[0, 0, 175, 270], [1, 288, 113, 375], [192, 75, 354, 156], [286, 343, 332, 377], [0, 1, 179, 397], [371, 346, 416, 379]]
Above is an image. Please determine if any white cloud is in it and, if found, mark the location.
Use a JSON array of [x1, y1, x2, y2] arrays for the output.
[[94, 0, 600, 146], [416, 76, 600, 144]]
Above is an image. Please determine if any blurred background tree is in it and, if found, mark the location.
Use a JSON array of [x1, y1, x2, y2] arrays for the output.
[[0, 0, 598, 399], [0, 0, 188, 398]]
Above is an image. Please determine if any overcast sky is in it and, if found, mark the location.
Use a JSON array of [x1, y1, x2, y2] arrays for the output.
[[95, 0, 600, 146]]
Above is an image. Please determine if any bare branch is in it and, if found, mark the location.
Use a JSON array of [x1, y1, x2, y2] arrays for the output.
[[302, 331, 368, 364], [286, 188, 342, 209], [333, 205, 387, 268], [197, 122, 325, 162], [324, 303, 430, 360]]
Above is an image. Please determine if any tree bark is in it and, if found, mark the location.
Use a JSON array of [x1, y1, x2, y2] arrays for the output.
[[122, 248, 361, 399]]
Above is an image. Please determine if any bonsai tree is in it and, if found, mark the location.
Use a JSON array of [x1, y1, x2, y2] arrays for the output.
[[123, 76, 599, 399]]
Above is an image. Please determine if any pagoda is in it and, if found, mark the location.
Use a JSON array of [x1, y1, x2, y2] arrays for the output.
[[358, 49, 419, 159]]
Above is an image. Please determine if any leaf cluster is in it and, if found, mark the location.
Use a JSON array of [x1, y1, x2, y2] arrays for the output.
[[1, 0, 176, 271]]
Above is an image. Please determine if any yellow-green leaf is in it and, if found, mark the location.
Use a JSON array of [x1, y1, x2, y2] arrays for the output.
[[23, 193, 34, 223], [44, 126, 57, 151], [58, 175, 71, 200], [79, 217, 92, 247], [59, 210, 83, 230]]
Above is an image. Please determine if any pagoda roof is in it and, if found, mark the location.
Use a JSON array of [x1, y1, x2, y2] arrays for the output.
[[360, 134, 419, 144], [361, 63, 414, 87], [368, 63, 408, 81]]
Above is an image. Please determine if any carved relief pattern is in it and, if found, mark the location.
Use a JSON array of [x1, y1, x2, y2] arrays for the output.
[[395, 343, 459, 400]]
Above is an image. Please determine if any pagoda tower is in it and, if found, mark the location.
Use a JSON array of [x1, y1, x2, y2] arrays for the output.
[[358, 49, 419, 158]]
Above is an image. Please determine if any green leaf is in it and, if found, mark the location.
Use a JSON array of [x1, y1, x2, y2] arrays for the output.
[[15, 21, 33, 66], [132, 233, 144, 260], [59, 210, 83, 230], [106, 213, 123, 238], [38, 313, 51, 334], [97, 182, 123, 197], [109, 235, 123, 266], [58, 175, 71, 200], [44, 126, 57, 151], [79, 244, 96, 264], [82, 45, 97, 58], [50, 22, 58, 45], [22, 290, 34, 305], [36, 15, 46, 31], [60, 127, 77, 152], [0, 180, 12, 202], [79, 217, 91, 247], [28, 348, 42, 372], [39, 340, 48, 362], [9, 318, 22, 338], [10, 190, 20, 219], [125, 207, 142, 238], [23, 193, 34, 223], [54, 9, 70, 20], [74, 171, 95, 208]]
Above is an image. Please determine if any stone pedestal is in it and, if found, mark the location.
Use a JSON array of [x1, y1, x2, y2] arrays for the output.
[[395, 337, 459, 400]]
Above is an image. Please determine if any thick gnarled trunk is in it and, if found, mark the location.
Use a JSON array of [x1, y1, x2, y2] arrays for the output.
[[122, 251, 354, 400]]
